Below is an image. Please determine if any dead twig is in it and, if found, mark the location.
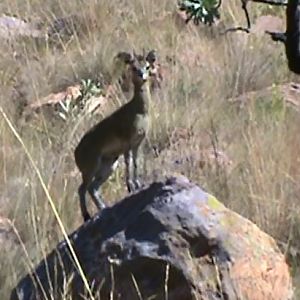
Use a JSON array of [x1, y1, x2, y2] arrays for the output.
[[221, 0, 287, 35]]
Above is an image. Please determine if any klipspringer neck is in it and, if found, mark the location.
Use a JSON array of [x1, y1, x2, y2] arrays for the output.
[[132, 82, 151, 113]]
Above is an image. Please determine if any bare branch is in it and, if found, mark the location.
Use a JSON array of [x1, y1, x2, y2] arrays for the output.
[[252, 0, 287, 5], [221, 27, 250, 34], [221, 0, 251, 34], [242, 0, 251, 29], [265, 31, 287, 43], [222, 0, 287, 35]]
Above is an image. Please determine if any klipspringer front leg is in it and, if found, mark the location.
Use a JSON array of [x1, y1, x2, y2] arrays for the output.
[[78, 183, 91, 222], [88, 179, 106, 210], [132, 147, 141, 190], [124, 151, 135, 193]]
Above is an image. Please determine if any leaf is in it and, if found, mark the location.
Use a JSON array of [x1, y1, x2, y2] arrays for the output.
[[178, 0, 220, 26]]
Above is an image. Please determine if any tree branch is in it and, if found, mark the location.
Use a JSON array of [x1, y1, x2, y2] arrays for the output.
[[222, 0, 287, 35], [221, 0, 251, 34], [252, 0, 287, 6], [265, 31, 287, 43]]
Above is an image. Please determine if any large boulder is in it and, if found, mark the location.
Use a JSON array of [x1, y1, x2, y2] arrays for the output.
[[10, 176, 292, 300]]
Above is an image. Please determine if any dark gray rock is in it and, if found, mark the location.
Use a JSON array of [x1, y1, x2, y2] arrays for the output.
[[10, 176, 292, 300]]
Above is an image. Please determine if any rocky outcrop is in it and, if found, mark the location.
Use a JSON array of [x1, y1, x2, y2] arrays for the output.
[[0, 15, 43, 39], [22, 83, 111, 122], [152, 127, 233, 175], [10, 176, 292, 300], [0, 14, 81, 41], [229, 81, 300, 112], [252, 15, 284, 36]]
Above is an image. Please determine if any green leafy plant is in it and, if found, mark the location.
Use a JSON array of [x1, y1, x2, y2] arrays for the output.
[[57, 79, 102, 121], [79, 78, 102, 101], [178, 0, 221, 25], [56, 97, 73, 121]]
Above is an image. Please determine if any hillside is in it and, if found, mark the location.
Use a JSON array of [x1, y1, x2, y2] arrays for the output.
[[0, 0, 299, 298]]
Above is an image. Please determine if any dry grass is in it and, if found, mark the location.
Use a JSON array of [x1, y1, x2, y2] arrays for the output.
[[0, 0, 299, 298]]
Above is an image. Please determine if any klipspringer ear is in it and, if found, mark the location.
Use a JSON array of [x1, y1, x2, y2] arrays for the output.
[[115, 52, 135, 65], [146, 49, 156, 64]]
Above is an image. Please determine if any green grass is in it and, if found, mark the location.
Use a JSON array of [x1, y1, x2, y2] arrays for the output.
[[0, 0, 299, 298]]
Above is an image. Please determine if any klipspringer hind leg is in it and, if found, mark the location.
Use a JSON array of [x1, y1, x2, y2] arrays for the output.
[[88, 156, 119, 210], [124, 151, 135, 193], [124, 149, 141, 193], [78, 157, 104, 221]]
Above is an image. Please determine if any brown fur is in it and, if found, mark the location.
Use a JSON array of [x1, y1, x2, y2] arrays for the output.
[[74, 50, 156, 221]]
